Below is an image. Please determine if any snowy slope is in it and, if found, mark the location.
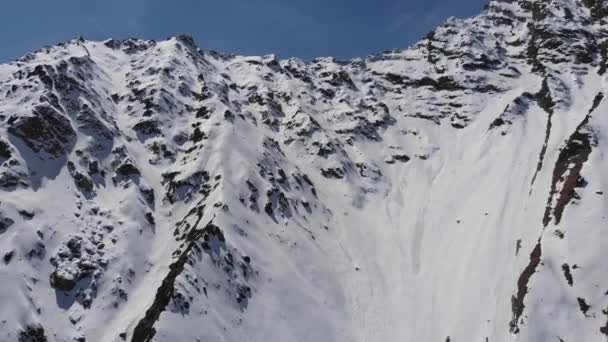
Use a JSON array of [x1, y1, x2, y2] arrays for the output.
[[1, 0, 608, 341]]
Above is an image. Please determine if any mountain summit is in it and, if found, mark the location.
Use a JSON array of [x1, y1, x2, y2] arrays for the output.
[[1, 0, 608, 341]]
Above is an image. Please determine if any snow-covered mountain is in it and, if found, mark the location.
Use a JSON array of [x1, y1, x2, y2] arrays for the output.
[[1, 0, 608, 341]]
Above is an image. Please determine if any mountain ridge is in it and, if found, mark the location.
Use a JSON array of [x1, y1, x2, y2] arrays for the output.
[[1, 0, 608, 341]]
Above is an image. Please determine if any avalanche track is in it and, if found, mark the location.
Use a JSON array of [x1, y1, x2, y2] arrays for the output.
[[1, 1, 608, 341]]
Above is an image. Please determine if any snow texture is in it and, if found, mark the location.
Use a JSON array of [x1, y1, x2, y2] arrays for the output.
[[1, 0, 608, 341]]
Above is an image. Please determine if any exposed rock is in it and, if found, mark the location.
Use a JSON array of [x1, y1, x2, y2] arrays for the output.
[[0, 215, 15, 234], [18, 325, 47, 342], [7, 105, 76, 157]]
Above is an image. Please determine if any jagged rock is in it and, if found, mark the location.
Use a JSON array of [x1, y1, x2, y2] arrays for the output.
[[0, 215, 15, 234], [321, 168, 345, 179], [116, 163, 140, 177], [3, 250, 14, 264], [1, 2, 607, 341], [7, 105, 76, 157], [67, 161, 94, 193], [140, 186, 156, 207], [50, 269, 78, 291], [18, 325, 47, 342], [49, 235, 106, 301], [132, 120, 162, 141], [0, 170, 28, 189], [162, 170, 210, 203], [0, 139, 12, 162]]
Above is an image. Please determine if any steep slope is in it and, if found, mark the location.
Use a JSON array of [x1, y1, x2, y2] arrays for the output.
[[1, 0, 608, 341]]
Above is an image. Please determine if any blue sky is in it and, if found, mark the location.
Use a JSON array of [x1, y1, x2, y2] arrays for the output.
[[0, 0, 488, 62]]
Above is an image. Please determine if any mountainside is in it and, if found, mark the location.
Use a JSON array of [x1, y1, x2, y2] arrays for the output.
[[1, 0, 608, 341]]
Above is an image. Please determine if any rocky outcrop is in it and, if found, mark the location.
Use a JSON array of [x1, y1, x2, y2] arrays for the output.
[[7, 105, 76, 157], [1, 1, 607, 341]]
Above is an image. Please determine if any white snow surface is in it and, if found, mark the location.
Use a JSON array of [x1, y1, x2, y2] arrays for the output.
[[1, 0, 608, 341]]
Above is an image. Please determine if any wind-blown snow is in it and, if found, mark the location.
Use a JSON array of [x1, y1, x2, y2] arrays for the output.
[[1, 0, 608, 341]]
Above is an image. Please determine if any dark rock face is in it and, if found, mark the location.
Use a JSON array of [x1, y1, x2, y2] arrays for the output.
[[18, 325, 47, 342], [581, 0, 608, 20], [3, 250, 15, 264], [1, 1, 608, 341], [0, 170, 28, 189], [50, 269, 78, 291], [75, 105, 114, 158], [0, 214, 15, 234], [543, 94, 601, 227], [162, 171, 210, 203], [49, 235, 108, 308], [601, 310, 608, 341], [321, 168, 346, 179], [0, 140, 12, 162], [488, 93, 534, 131], [510, 240, 541, 334], [67, 161, 94, 194], [393, 155, 411, 163], [8, 105, 76, 157], [132, 120, 162, 141], [116, 163, 141, 177], [131, 209, 210, 342]]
